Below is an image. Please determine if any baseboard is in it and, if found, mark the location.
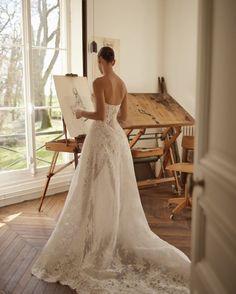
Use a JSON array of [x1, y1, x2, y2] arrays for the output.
[[0, 169, 74, 208]]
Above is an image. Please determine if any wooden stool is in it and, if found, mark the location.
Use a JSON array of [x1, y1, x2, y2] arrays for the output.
[[167, 163, 193, 219]]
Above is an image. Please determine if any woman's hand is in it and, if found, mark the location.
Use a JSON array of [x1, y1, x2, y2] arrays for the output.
[[75, 109, 84, 119]]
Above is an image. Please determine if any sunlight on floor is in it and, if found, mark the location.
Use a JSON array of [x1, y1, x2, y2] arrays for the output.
[[0, 222, 6, 228], [2, 212, 22, 223]]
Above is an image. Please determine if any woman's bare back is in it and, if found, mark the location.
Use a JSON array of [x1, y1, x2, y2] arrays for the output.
[[100, 74, 127, 105]]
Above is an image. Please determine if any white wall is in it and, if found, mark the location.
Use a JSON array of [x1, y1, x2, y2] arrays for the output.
[[87, 0, 198, 116], [87, 0, 164, 92], [162, 0, 198, 116], [70, 0, 83, 75]]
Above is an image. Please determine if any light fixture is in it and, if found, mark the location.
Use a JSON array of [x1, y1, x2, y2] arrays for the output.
[[90, 41, 97, 53]]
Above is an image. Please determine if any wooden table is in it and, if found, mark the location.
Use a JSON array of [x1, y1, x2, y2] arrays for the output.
[[122, 93, 194, 129], [121, 93, 195, 189]]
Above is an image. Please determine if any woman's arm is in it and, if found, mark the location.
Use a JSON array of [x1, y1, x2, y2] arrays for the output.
[[75, 78, 105, 121], [118, 86, 128, 122]]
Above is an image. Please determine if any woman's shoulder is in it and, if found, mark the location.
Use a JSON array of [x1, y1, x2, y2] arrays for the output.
[[117, 76, 127, 93], [109, 74, 127, 91], [93, 77, 104, 85], [93, 75, 127, 91], [93, 77, 105, 91]]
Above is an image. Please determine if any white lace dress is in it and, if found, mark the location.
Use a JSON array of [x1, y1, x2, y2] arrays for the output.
[[31, 103, 190, 293]]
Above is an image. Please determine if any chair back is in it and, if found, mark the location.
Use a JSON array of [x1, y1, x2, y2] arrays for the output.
[[181, 135, 194, 163], [182, 135, 194, 150], [181, 136, 194, 184]]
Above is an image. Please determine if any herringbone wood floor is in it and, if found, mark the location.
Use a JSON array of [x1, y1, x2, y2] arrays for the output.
[[0, 184, 191, 294]]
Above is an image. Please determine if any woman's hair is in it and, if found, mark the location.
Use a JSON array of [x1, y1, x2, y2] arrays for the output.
[[98, 46, 115, 63]]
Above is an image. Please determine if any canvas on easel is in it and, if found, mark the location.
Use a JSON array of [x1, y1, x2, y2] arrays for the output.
[[53, 75, 94, 137]]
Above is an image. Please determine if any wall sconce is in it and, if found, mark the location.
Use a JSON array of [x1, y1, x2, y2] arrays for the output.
[[90, 41, 97, 53]]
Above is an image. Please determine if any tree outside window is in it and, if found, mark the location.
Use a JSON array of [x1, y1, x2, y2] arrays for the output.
[[0, 0, 69, 172]]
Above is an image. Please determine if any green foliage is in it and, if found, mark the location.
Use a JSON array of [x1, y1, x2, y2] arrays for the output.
[[0, 119, 64, 171], [0, 146, 27, 170]]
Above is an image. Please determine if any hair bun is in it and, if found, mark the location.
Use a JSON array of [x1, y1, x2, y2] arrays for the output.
[[98, 46, 115, 63]]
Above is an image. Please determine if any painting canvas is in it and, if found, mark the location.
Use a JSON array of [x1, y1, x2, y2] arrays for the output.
[[53, 75, 94, 137]]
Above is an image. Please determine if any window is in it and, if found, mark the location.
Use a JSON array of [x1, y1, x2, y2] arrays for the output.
[[0, 0, 84, 176], [0, 1, 26, 171]]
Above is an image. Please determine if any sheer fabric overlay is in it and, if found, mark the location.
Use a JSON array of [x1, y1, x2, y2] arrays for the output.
[[31, 103, 190, 293]]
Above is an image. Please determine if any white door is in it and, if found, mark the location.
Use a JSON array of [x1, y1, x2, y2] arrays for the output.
[[191, 0, 236, 293]]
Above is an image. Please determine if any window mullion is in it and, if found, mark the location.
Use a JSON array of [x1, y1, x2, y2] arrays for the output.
[[65, 0, 72, 73], [65, 0, 73, 162], [22, 0, 36, 175]]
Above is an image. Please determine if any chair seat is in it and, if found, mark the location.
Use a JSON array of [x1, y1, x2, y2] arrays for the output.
[[133, 156, 160, 164], [131, 147, 163, 158], [166, 162, 193, 174]]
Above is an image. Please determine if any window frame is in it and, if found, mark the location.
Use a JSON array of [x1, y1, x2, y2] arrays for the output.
[[0, 0, 87, 192]]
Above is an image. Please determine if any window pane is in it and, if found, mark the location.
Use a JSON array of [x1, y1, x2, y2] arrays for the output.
[[35, 107, 67, 168], [35, 107, 62, 132], [0, 0, 70, 175], [0, 110, 27, 171], [32, 49, 66, 107], [0, 1, 25, 172], [0, 47, 24, 107], [31, 0, 65, 48], [36, 133, 66, 168], [0, 0, 22, 47], [0, 0, 23, 108]]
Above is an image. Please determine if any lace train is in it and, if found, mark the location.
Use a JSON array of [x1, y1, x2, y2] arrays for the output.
[[31, 103, 190, 293]]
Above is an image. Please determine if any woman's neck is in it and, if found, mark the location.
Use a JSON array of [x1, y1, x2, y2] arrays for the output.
[[103, 65, 114, 76]]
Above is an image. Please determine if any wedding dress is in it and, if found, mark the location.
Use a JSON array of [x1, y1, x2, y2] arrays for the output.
[[31, 102, 190, 293]]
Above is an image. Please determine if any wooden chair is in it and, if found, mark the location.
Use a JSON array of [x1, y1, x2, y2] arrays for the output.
[[131, 147, 163, 162], [127, 127, 182, 189], [131, 147, 164, 188], [166, 135, 194, 219]]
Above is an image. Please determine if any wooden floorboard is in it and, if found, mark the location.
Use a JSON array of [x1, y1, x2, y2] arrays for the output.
[[0, 184, 191, 293]]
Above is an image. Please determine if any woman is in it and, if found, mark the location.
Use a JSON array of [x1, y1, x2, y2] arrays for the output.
[[31, 47, 190, 293]]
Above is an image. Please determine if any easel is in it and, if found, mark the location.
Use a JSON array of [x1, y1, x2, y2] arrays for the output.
[[38, 73, 85, 212]]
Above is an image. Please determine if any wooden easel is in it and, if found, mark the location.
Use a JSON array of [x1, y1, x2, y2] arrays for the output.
[[38, 73, 85, 212]]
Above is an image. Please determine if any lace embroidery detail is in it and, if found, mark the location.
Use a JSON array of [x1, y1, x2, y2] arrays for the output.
[[31, 103, 190, 293]]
